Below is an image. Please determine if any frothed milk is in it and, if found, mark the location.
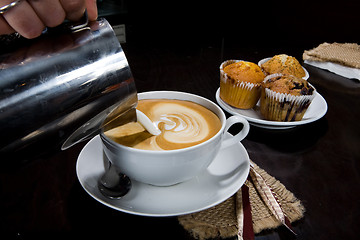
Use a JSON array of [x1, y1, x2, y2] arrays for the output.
[[104, 99, 222, 150]]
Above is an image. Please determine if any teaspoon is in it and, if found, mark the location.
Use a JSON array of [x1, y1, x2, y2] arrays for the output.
[[98, 154, 132, 199], [98, 109, 160, 199]]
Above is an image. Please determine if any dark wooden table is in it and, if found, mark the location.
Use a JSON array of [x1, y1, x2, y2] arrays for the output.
[[1, 2, 360, 236], [1, 40, 359, 239]]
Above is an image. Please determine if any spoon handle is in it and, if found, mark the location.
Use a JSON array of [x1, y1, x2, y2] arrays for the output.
[[98, 152, 131, 199]]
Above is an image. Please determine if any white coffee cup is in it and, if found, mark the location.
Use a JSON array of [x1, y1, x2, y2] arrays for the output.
[[100, 91, 249, 186]]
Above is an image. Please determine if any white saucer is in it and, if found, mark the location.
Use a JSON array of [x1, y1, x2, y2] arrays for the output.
[[216, 88, 327, 129], [76, 134, 250, 217], [258, 57, 310, 80]]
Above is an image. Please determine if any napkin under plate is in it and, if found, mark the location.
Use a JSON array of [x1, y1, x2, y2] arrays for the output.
[[303, 42, 360, 80]]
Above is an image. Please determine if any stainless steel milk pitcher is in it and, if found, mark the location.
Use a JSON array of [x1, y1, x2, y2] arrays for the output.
[[0, 19, 137, 160]]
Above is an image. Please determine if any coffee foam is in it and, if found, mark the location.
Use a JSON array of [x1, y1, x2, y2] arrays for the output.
[[106, 99, 222, 151], [152, 104, 209, 143]]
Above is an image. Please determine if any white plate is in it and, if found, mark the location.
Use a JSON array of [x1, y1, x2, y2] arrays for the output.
[[258, 57, 310, 80], [76, 134, 250, 217], [216, 88, 327, 129]]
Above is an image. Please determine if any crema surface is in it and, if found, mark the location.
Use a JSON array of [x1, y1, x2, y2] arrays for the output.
[[105, 99, 222, 150]]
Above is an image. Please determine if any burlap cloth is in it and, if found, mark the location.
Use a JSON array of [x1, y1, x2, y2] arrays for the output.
[[178, 161, 305, 240], [303, 42, 360, 69]]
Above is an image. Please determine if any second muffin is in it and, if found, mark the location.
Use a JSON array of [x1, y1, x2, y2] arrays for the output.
[[260, 74, 315, 121], [261, 54, 306, 78], [220, 60, 265, 109]]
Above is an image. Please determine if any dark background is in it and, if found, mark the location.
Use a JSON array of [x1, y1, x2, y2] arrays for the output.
[[122, 0, 359, 48], [1, 0, 359, 239]]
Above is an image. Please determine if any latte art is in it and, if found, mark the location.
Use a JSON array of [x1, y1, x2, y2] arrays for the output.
[[105, 99, 222, 150]]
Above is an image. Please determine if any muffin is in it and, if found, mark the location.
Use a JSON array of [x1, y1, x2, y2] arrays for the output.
[[260, 73, 315, 121], [261, 54, 306, 78], [220, 60, 265, 109]]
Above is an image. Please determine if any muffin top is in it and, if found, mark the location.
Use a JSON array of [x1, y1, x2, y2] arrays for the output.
[[262, 74, 314, 96], [223, 61, 265, 83], [261, 54, 306, 78]]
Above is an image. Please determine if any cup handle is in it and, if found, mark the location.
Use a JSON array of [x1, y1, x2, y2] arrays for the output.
[[221, 115, 250, 149]]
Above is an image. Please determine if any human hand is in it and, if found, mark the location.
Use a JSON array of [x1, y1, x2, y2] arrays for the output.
[[0, 0, 98, 39]]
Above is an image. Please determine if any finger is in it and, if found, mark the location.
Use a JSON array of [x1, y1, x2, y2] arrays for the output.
[[1, 0, 45, 39], [27, 0, 66, 28], [0, 16, 15, 35], [85, 0, 97, 21], [59, 0, 86, 22]]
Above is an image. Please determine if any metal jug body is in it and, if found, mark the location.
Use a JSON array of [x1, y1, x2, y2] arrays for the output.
[[0, 19, 137, 161]]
